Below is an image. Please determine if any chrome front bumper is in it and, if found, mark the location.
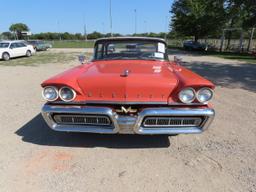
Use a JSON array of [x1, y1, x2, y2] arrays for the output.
[[41, 104, 215, 135]]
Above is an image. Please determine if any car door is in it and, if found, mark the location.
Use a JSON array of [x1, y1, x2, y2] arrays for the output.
[[9, 43, 20, 57], [16, 43, 28, 56]]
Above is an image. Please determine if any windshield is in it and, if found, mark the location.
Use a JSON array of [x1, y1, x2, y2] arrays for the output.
[[36, 41, 44, 44], [94, 41, 168, 61], [0, 43, 10, 48]]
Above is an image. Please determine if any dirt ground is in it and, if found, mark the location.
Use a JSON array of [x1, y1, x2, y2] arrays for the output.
[[0, 49, 255, 192]]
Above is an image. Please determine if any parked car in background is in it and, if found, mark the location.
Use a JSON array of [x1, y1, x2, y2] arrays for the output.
[[183, 40, 208, 51], [27, 40, 52, 51], [0, 40, 35, 61], [41, 37, 215, 135]]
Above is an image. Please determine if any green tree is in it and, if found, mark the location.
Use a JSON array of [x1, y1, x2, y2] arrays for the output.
[[87, 31, 104, 39], [9, 23, 29, 40], [1, 32, 13, 39], [224, 0, 256, 49], [170, 0, 226, 41], [225, 0, 247, 49], [62, 32, 74, 40], [242, 0, 256, 29], [75, 33, 83, 40], [105, 33, 121, 37]]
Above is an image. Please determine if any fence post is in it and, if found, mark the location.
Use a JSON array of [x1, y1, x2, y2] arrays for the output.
[[247, 27, 255, 52], [239, 30, 244, 52], [219, 29, 225, 52]]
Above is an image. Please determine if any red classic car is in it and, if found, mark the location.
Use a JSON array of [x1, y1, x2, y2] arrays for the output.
[[41, 37, 215, 135]]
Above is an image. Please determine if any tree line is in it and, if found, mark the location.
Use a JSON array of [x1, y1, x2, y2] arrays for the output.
[[0, 23, 170, 40], [170, 0, 256, 42], [1, 30, 170, 41]]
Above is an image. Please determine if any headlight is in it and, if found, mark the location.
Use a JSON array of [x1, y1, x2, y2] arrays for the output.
[[178, 88, 196, 103], [197, 88, 213, 103], [59, 87, 76, 102], [42, 86, 58, 101]]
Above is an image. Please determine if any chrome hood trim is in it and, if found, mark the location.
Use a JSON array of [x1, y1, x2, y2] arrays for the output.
[[48, 100, 207, 106]]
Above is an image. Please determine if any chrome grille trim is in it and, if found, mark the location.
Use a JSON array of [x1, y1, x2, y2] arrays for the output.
[[134, 108, 215, 134], [41, 105, 118, 134], [142, 117, 202, 127], [53, 114, 111, 126], [41, 104, 215, 134]]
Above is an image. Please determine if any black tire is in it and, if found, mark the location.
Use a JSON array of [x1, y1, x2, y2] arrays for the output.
[[26, 50, 32, 57], [2, 52, 10, 61]]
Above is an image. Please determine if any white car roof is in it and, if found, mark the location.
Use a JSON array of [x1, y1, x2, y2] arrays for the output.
[[0, 40, 26, 43], [95, 36, 167, 45]]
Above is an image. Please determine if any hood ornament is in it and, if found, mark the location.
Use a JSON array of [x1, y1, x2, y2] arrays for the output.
[[116, 106, 137, 114], [120, 69, 130, 77]]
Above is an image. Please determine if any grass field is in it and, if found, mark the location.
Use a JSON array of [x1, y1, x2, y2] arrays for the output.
[[51, 40, 95, 48], [0, 51, 84, 66]]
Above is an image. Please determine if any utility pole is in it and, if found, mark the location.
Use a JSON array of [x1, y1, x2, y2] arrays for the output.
[[109, 0, 113, 36], [134, 9, 137, 34], [144, 20, 147, 34], [164, 16, 168, 41], [83, 14, 87, 41], [102, 22, 105, 34], [57, 21, 61, 41], [84, 24, 87, 41]]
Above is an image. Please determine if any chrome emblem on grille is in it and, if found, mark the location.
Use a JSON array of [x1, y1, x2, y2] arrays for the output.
[[116, 106, 137, 114], [120, 69, 130, 77]]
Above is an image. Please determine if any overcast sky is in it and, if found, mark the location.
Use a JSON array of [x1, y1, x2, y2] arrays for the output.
[[0, 0, 173, 34]]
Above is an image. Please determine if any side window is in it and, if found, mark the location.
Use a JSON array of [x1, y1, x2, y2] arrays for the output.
[[17, 43, 26, 47], [107, 44, 116, 53], [95, 44, 103, 60], [10, 43, 17, 49]]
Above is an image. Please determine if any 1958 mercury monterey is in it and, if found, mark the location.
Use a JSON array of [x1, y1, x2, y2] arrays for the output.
[[41, 37, 215, 135]]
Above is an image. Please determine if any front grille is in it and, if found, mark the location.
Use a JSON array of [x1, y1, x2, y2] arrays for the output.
[[53, 114, 112, 126], [142, 116, 203, 128]]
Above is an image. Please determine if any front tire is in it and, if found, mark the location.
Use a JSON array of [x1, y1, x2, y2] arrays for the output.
[[26, 50, 32, 57], [2, 52, 10, 61]]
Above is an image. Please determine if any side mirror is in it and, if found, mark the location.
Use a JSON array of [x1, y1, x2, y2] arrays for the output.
[[174, 55, 183, 64], [78, 55, 86, 64]]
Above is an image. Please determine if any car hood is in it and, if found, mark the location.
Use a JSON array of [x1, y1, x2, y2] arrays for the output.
[[76, 60, 178, 103]]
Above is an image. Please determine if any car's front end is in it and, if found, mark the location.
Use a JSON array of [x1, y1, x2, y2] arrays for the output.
[[0, 42, 11, 60], [41, 37, 215, 135], [37, 43, 48, 51], [44, 42, 52, 49], [42, 103, 214, 135], [28, 40, 48, 51]]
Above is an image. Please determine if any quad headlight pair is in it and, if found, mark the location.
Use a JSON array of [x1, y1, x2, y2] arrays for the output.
[[179, 87, 213, 104], [42, 86, 76, 102]]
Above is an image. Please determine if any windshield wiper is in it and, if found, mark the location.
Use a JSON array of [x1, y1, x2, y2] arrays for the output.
[[102, 56, 135, 60], [138, 56, 159, 61]]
